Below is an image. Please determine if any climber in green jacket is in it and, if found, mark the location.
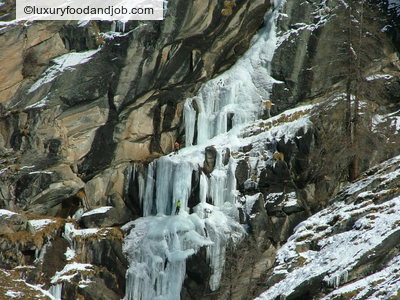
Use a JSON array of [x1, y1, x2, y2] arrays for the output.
[[175, 200, 181, 215]]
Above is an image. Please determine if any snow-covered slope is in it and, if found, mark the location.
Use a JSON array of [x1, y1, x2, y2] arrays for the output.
[[255, 155, 400, 300]]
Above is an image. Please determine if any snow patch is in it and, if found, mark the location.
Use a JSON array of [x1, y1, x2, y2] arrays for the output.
[[28, 171, 53, 175], [28, 49, 100, 93], [5, 291, 23, 298], [65, 247, 76, 261], [365, 74, 393, 81], [0, 209, 17, 217], [78, 279, 94, 288], [81, 206, 113, 217], [255, 155, 400, 299], [24, 97, 49, 110], [29, 219, 56, 231], [51, 263, 93, 284], [19, 165, 35, 170]]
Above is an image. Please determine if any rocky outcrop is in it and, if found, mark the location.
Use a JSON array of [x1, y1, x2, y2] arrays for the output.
[[79, 204, 132, 228], [0, 212, 127, 299], [255, 155, 400, 300], [203, 145, 218, 175], [270, 0, 399, 113], [0, 209, 31, 234]]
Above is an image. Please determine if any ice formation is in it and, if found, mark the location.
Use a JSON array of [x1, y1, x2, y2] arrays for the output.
[[183, 0, 282, 147], [123, 150, 244, 299], [49, 283, 62, 300], [123, 1, 285, 299]]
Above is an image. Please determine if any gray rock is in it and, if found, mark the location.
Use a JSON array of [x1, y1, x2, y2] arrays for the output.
[[235, 159, 250, 191], [0, 210, 29, 234], [202, 146, 217, 175], [79, 206, 131, 228]]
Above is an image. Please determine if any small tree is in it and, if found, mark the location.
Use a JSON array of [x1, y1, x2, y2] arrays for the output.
[[312, 0, 387, 182]]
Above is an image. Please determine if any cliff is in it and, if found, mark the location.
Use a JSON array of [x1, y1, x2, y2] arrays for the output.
[[0, 0, 399, 299]]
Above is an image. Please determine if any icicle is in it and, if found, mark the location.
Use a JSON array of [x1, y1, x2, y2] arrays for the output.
[[226, 158, 237, 203], [196, 99, 209, 145], [209, 170, 227, 207], [205, 217, 227, 292], [143, 162, 155, 217], [327, 270, 349, 288], [184, 99, 197, 147], [137, 169, 145, 208], [124, 165, 134, 204], [171, 161, 193, 213], [199, 173, 208, 204], [155, 157, 175, 215], [142, 157, 194, 216], [113, 21, 127, 33], [49, 283, 62, 300]]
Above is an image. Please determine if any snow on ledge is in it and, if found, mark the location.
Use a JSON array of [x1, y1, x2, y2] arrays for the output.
[[51, 263, 93, 284], [62, 223, 101, 245], [5, 291, 23, 298], [82, 206, 113, 217], [0, 209, 17, 217], [365, 74, 393, 81], [29, 219, 56, 231], [28, 49, 100, 93]]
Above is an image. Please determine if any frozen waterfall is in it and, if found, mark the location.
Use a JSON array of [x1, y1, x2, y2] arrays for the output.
[[184, 2, 282, 147], [123, 151, 243, 300], [123, 1, 284, 299]]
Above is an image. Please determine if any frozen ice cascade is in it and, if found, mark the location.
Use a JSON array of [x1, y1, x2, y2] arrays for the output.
[[123, 1, 285, 299], [184, 1, 282, 147]]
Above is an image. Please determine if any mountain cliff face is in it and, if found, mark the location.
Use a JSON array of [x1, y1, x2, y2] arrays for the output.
[[0, 0, 399, 299]]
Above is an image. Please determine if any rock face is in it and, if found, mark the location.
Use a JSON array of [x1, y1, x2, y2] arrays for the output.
[[0, 0, 272, 215], [0, 0, 400, 299], [79, 204, 132, 228], [255, 155, 400, 300], [0, 209, 31, 234], [270, 0, 400, 113], [203, 146, 218, 174]]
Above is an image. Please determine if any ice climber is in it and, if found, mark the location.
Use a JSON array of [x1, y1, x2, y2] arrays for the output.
[[174, 141, 180, 154], [264, 100, 273, 118], [175, 200, 181, 215]]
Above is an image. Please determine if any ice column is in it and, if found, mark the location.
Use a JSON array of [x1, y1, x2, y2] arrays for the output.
[[138, 157, 195, 216], [49, 283, 63, 300]]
